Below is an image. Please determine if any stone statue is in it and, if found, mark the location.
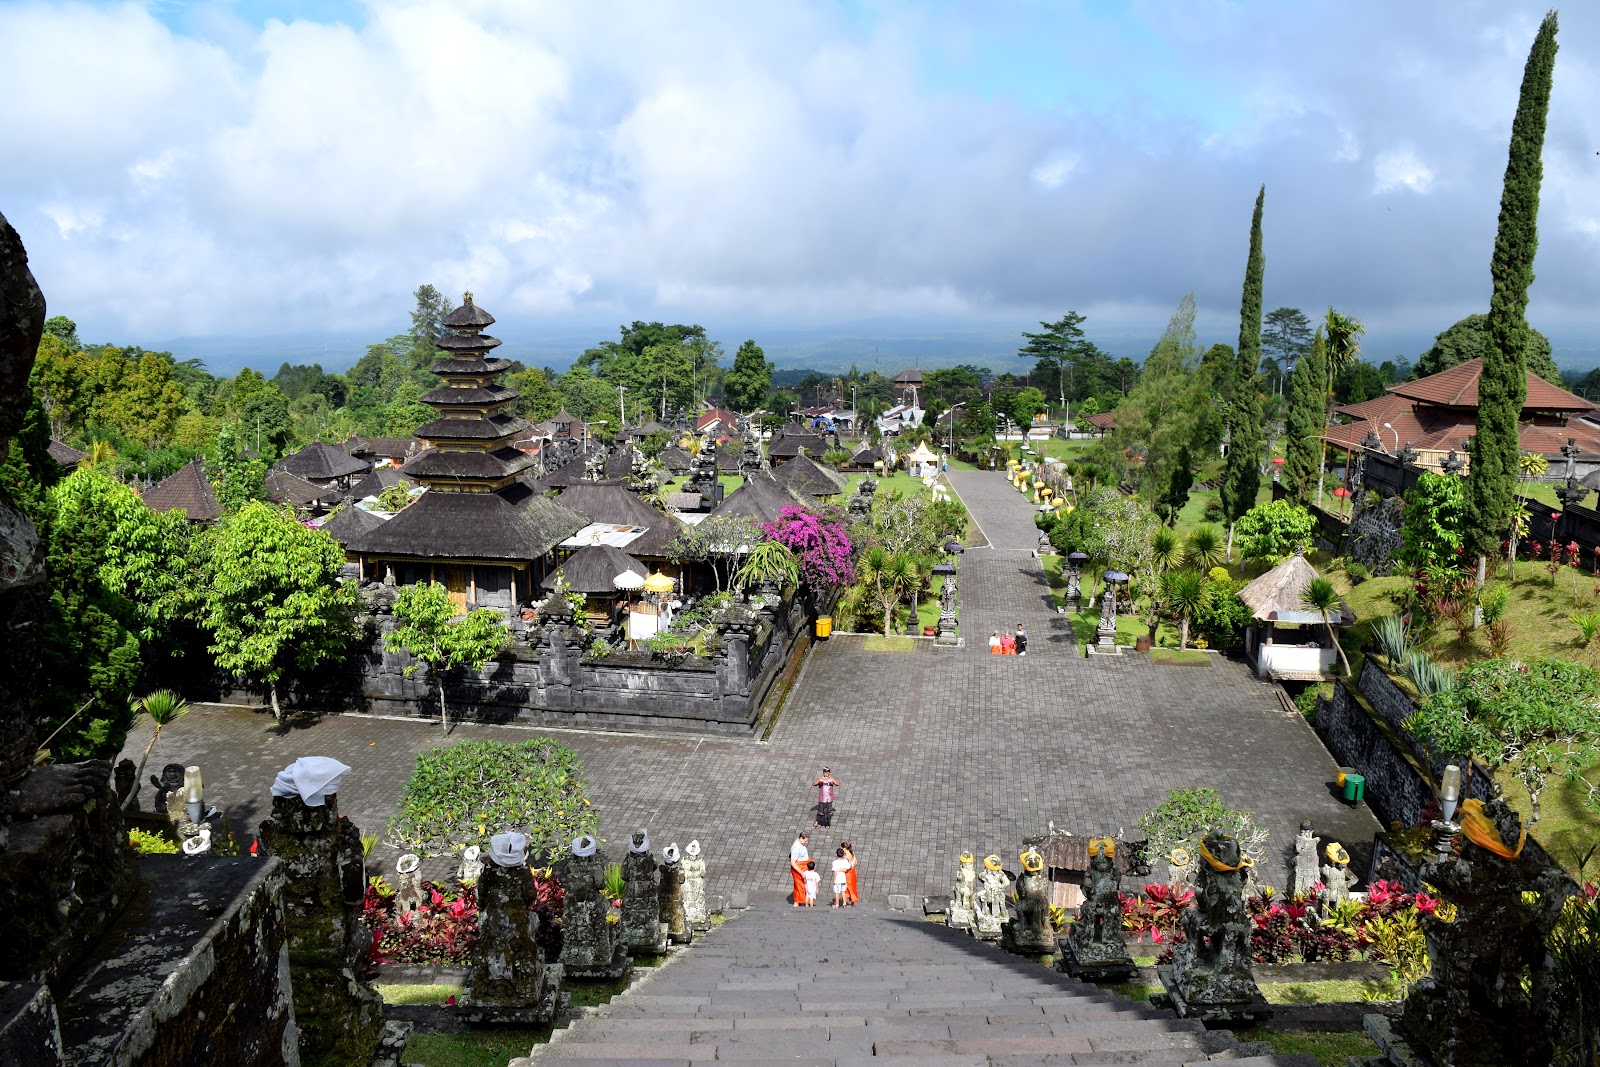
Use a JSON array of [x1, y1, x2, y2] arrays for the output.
[[114, 757, 138, 812], [1166, 847, 1193, 888], [152, 762, 185, 822], [973, 854, 1010, 941], [558, 835, 630, 980], [1318, 841, 1357, 909], [1002, 848, 1055, 955], [621, 830, 666, 957], [395, 854, 425, 916], [1399, 796, 1575, 1067], [1155, 831, 1266, 1024], [1060, 838, 1135, 981], [1292, 822, 1321, 898], [257, 757, 384, 1065], [947, 851, 977, 930], [658, 843, 692, 945], [681, 839, 709, 930], [458, 844, 484, 885], [458, 831, 562, 1025]]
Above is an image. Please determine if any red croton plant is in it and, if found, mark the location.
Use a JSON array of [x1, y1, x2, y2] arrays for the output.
[[363, 868, 566, 967]]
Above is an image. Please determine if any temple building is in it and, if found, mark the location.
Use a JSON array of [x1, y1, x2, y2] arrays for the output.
[[345, 295, 584, 611]]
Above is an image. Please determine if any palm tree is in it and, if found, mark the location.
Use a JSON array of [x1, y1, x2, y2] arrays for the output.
[[83, 439, 117, 471], [859, 546, 919, 636], [1185, 524, 1226, 571], [1317, 309, 1365, 507], [1302, 577, 1352, 676], [1150, 527, 1182, 572], [130, 690, 191, 796], [734, 540, 800, 592], [1162, 570, 1209, 650]]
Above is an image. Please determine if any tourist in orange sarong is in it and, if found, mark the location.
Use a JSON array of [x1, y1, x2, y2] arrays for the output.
[[842, 840, 859, 905], [789, 831, 810, 906]]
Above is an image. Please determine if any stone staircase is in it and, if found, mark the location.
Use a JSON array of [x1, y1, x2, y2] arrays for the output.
[[523, 904, 1316, 1065]]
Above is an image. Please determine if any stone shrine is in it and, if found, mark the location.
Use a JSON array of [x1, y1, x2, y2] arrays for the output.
[[559, 835, 631, 980], [681, 840, 710, 931], [973, 855, 1010, 941], [947, 852, 977, 931], [1001, 848, 1055, 955], [621, 830, 667, 957], [1154, 831, 1269, 1025], [1291, 822, 1321, 897], [1059, 838, 1136, 981], [659, 843, 693, 945], [257, 757, 384, 1067], [457, 832, 563, 1026]]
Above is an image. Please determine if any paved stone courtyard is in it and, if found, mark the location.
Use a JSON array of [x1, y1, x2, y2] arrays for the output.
[[122, 468, 1378, 903]]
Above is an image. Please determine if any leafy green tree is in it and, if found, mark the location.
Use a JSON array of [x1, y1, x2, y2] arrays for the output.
[[1417, 313, 1559, 383], [1409, 657, 1600, 825], [1302, 576, 1351, 676], [229, 369, 294, 459], [722, 340, 774, 412], [1261, 307, 1312, 394], [1115, 294, 1200, 507], [1400, 472, 1471, 566], [1282, 329, 1327, 503], [43, 314, 80, 351], [1185, 524, 1226, 570], [201, 502, 356, 723], [384, 379, 432, 437], [1470, 12, 1558, 564], [1019, 310, 1090, 404], [1219, 187, 1266, 545], [210, 424, 266, 513], [1233, 499, 1314, 564], [734, 540, 800, 591], [505, 365, 562, 422], [858, 546, 920, 636], [1156, 446, 1194, 525], [408, 283, 453, 363], [1332, 359, 1387, 404], [385, 581, 507, 736]]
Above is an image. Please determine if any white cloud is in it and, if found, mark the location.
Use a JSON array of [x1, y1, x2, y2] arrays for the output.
[[1372, 147, 1436, 195], [1031, 153, 1080, 190]]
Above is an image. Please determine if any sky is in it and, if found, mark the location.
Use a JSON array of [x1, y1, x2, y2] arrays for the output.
[[2, 0, 1598, 375]]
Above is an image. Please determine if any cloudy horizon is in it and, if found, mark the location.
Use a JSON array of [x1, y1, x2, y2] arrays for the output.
[[3, 1, 1599, 374]]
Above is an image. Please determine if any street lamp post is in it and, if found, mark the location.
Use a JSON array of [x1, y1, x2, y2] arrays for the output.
[[1382, 421, 1399, 453], [948, 401, 965, 454]]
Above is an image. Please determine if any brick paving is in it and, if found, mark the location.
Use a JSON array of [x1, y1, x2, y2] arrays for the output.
[[120, 467, 1378, 903]]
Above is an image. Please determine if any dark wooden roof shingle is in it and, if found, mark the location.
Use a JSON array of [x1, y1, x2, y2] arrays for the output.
[[344, 486, 585, 562], [275, 441, 368, 482], [142, 458, 222, 523], [541, 544, 646, 594]]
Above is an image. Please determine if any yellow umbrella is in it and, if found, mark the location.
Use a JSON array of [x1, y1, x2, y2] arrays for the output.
[[643, 571, 675, 594]]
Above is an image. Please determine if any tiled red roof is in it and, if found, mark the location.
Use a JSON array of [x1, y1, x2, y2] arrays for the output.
[[1388, 357, 1592, 412], [696, 407, 739, 432]]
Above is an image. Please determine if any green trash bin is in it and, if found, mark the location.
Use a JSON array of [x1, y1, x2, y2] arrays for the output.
[[1343, 773, 1365, 805]]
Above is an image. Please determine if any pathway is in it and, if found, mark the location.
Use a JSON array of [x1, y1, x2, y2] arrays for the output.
[[522, 904, 1315, 1065]]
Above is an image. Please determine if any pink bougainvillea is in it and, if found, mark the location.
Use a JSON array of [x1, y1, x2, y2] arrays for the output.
[[761, 505, 855, 591]]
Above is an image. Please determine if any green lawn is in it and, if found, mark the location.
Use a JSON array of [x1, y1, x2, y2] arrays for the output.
[[917, 576, 947, 632], [862, 635, 917, 652], [374, 983, 461, 1005], [1150, 648, 1209, 665], [1240, 1028, 1379, 1067], [404, 1031, 537, 1067]]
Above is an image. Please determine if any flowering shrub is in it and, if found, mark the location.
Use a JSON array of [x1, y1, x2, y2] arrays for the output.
[[365, 880, 480, 965], [760, 505, 854, 591]]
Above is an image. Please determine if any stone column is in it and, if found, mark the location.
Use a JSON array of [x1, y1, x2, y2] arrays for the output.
[[621, 830, 666, 957], [257, 791, 382, 1067]]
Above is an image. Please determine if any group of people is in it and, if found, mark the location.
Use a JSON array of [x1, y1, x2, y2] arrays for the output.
[[988, 623, 1028, 656], [788, 766, 859, 906], [789, 830, 859, 907]]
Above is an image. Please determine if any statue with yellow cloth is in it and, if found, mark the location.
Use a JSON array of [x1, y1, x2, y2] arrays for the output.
[[947, 852, 978, 931], [1060, 838, 1136, 981], [973, 854, 1010, 941], [1153, 830, 1269, 1024], [1002, 848, 1055, 955]]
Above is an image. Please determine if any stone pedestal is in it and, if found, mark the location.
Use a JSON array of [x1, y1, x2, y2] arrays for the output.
[[458, 862, 562, 1026], [559, 849, 632, 981], [1059, 842, 1135, 982], [1058, 940, 1136, 983], [1152, 965, 1271, 1026], [258, 793, 383, 1067]]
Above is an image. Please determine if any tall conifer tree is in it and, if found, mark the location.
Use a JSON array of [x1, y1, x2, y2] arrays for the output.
[[1469, 11, 1558, 559], [1219, 186, 1266, 543], [1283, 328, 1327, 503]]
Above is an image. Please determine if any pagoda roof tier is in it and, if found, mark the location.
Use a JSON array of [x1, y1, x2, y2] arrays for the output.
[[403, 445, 536, 482], [442, 294, 496, 329], [429, 356, 512, 376], [344, 482, 585, 562], [420, 384, 518, 406], [435, 330, 502, 354], [415, 413, 529, 441]]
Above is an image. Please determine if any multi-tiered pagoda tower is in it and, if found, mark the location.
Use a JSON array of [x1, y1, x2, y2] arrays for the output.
[[345, 295, 584, 610]]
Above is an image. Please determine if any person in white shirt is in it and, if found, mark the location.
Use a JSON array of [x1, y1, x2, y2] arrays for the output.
[[803, 861, 821, 906], [789, 832, 810, 907], [830, 847, 851, 908]]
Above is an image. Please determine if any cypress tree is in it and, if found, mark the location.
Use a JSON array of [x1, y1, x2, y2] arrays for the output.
[[1282, 328, 1327, 503], [1219, 186, 1266, 539], [1469, 10, 1558, 558]]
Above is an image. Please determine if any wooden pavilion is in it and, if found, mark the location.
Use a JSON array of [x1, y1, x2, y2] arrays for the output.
[[1238, 554, 1352, 681]]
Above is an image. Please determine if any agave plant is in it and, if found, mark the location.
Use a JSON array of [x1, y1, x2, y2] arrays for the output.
[[1185, 524, 1226, 571], [1403, 652, 1455, 698], [1372, 614, 1412, 667]]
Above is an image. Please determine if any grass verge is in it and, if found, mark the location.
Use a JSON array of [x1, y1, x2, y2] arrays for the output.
[[862, 635, 917, 652], [404, 1031, 535, 1067], [373, 982, 462, 1005], [1150, 648, 1209, 665]]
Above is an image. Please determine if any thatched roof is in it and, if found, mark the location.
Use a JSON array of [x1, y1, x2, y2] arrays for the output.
[[658, 445, 693, 473], [711, 472, 802, 523], [143, 459, 222, 524], [541, 544, 646, 594], [771, 453, 847, 500], [345, 484, 585, 562], [556, 481, 686, 557], [1237, 554, 1354, 625], [47, 439, 86, 469], [768, 429, 826, 458], [319, 505, 387, 546], [274, 441, 367, 482], [264, 469, 331, 507], [348, 465, 407, 499]]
